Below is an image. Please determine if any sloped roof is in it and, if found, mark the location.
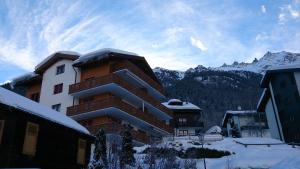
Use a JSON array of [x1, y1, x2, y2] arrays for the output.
[[35, 51, 80, 74], [222, 110, 257, 127], [162, 99, 202, 110], [260, 64, 300, 88], [73, 48, 160, 84], [0, 87, 90, 135], [11, 72, 42, 86], [73, 48, 139, 66]]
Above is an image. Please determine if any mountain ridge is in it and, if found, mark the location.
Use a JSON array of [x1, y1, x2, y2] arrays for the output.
[[154, 51, 300, 129], [154, 51, 300, 78]]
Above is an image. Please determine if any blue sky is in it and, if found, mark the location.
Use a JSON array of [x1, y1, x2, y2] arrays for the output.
[[0, 0, 300, 83]]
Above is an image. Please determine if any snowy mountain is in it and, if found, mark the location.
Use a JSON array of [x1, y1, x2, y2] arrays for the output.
[[155, 51, 300, 78], [154, 51, 299, 127], [215, 51, 300, 73]]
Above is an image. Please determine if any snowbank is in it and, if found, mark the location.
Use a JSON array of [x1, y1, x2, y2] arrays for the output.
[[136, 137, 300, 169]]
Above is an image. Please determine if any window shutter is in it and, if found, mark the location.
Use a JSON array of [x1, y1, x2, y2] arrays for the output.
[[77, 138, 86, 165], [22, 122, 39, 156], [0, 120, 4, 145]]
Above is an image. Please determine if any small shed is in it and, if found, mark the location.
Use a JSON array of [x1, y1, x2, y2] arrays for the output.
[[0, 87, 94, 168]]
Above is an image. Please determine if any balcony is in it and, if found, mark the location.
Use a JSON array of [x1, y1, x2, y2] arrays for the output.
[[175, 122, 204, 128], [69, 74, 172, 119], [67, 96, 173, 134], [111, 60, 165, 100], [87, 123, 150, 144]]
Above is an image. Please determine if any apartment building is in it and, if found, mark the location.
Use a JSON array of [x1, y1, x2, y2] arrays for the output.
[[6, 48, 173, 144], [257, 64, 300, 143]]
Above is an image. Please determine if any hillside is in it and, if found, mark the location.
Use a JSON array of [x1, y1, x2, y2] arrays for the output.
[[154, 51, 300, 128], [155, 67, 262, 128]]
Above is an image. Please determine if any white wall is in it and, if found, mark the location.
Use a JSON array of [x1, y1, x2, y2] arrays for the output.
[[265, 98, 281, 140], [39, 59, 77, 114], [239, 116, 255, 126], [294, 71, 300, 95], [241, 129, 271, 138]]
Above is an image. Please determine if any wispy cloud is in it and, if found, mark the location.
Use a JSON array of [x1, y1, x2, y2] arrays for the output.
[[278, 4, 300, 24], [0, 0, 299, 78], [261, 5, 266, 13], [190, 37, 208, 51]]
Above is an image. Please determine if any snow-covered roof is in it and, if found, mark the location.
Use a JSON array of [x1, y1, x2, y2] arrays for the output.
[[73, 48, 139, 66], [0, 87, 90, 135], [206, 125, 222, 134], [267, 63, 300, 71], [35, 51, 80, 73], [10, 72, 40, 86], [162, 99, 202, 110], [222, 110, 257, 127], [225, 110, 257, 115]]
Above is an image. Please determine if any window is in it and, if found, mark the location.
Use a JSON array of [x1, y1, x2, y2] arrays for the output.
[[179, 118, 187, 125], [77, 138, 87, 165], [178, 130, 188, 136], [53, 83, 63, 94], [30, 92, 40, 102], [0, 120, 4, 145], [22, 122, 39, 156], [56, 64, 65, 75], [52, 104, 61, 112]]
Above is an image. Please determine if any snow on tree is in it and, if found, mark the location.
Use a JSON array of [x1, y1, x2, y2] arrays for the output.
[[120, 124, 135, 168], [184, 159, 197, 169], [89, 129, 107, 169]]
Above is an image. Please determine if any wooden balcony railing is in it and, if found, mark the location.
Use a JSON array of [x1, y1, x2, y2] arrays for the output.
[[67, 96, 173, 134], [69, 74, 173, 117], [111, 60, 164, 94], [87, 123, 150, 144]]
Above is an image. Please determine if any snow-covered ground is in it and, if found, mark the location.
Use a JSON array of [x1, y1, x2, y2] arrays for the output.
[[135, 137, 300, 169]]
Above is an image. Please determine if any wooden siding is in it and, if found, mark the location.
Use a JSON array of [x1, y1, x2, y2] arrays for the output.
[[0, 104, 93, 168], [79, 93, 112, 104], [80, 62, 110, 81], [69, 74, 172, 117], [67, 96, 173, 134], [172, 111, 204, 128], [111, 60, 164, 94], [86, 122, 150, 144], [25, 83, 41, 100], [80, 116, 118, 127]]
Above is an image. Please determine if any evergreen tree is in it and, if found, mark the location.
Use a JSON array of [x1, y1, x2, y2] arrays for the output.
[[89, 129, 107, 169], [120, 125, 135, 168]]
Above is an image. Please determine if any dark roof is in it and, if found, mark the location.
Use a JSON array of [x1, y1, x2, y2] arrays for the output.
[[73, 48, 161, 84], [35, 51, 80, 74], [260, 64, 300, 88]]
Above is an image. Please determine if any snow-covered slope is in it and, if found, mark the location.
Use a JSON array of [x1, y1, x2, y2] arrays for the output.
[[135, 137, 300, 169], [154, 51, 300, 77], [215, 51, 300, 73]]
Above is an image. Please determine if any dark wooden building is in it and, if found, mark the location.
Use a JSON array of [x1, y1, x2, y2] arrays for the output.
[[163, 99, 204, 136], [0, 87, 93, 169], [257, 65, 300, 143]]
